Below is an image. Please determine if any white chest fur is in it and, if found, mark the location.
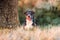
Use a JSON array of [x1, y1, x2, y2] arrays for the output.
[[25, 19, 33, 29]]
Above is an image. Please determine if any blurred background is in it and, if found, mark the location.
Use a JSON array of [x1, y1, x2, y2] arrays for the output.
[[18, 0, 60, 26]]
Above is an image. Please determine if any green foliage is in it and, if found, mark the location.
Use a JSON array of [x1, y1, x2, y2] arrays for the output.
[[35, 9, 49, 25], [52, 17, 60, 25], [35, 7, 60, 25], [18, 7, 25, 25]]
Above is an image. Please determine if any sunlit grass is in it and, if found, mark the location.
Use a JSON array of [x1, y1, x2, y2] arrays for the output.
[[0, 26, 60, 40]]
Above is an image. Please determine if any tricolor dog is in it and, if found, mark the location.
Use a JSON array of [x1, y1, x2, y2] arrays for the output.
[[24, 10, 35, 29]]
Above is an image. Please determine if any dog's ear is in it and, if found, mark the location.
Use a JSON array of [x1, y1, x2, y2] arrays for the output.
[[33, 11, 35, 14], [32, 11, 35, 14], [24, 12, 27, 14], [24, 12, 28, 15]]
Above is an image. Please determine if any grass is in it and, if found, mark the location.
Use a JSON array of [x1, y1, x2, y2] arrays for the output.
[[0, 26, 60, 40]]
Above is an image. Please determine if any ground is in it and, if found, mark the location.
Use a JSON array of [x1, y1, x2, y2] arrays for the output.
[[0, 26, 60, 40]]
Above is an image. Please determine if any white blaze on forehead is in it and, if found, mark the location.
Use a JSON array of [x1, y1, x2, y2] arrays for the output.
[[28, 14, 31, 16]]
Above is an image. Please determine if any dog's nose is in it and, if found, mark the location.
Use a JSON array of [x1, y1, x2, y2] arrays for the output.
[[28, 16, 30, 18], [26, 16, 31, 21]]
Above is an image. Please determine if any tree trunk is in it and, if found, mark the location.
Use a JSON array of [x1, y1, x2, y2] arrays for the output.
[[0, 0, 20, 28]]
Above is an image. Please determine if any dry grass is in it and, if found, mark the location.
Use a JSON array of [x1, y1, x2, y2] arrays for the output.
[[0, 26, 60, 40]]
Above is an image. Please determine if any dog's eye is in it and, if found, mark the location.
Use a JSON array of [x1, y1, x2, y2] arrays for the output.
[[25, 13, 28, 15]]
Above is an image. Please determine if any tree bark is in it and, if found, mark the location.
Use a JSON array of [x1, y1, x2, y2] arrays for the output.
[[0, 0, 20, 28]]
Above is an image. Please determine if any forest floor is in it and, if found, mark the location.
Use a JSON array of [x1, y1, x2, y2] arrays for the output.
[[0, 25, 60, 40]]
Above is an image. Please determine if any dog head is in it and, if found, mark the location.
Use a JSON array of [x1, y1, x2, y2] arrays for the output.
[[24, 11, 35, 21]]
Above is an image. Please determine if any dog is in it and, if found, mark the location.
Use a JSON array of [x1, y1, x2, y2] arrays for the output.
[[24, 10, 36, 29]]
